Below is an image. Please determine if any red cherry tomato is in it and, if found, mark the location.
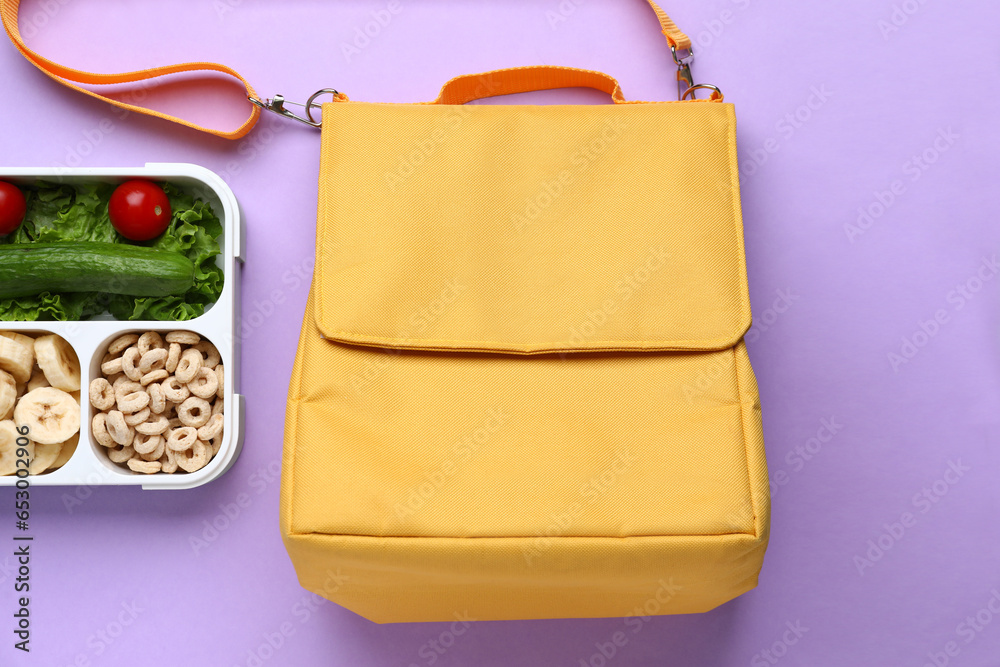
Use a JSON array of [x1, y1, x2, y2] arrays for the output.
[[0, 181, 27, 236], [108, 180, 172, 241]]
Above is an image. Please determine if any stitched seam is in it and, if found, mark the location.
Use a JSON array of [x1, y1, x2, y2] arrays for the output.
[[733, 343, 760, 539], [289, 531, 757, 541], [726, 105, 753, 334], [288, 530, 757, 540], [333, 99, 718, 107], [315, 125, 330, 347], [320, 331, 748, 352], [285, 354, 301, 536]]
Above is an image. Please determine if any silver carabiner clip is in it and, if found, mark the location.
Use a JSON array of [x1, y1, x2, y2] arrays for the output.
[[248, 88, 341, 128], [670, 45, 695, 101]]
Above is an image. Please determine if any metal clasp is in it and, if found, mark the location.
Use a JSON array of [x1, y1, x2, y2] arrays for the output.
[[670, 45, 695, 101], [248, 88, 341, 128]]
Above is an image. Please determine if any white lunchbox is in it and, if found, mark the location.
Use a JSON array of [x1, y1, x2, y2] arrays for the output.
[[0, 163, 245, 489]]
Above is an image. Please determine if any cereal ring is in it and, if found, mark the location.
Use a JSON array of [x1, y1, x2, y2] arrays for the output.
[[188, 367, 219, 400], [197, 413, 224, 441], [92, 413, 114, 448], [107, 443, 135, 463], [89, 378, 115, 411], [137, 332, 165, 356], [141, 440, 165, 461], [161, 377, 190, 403], [177, 397, 211, 428], [116, 387, 150, 414], [211, 435, 224, 457], [177, 440, 211, 472], [122, 347, 142, 381], [166, 331, 200, 345], [140, 369, 169, 387], [142, 435, 164, 460], [147, 383, 167, 414], [105, 411, 134, 446], [139, 433, 167, 461], [101, 357, 124, 376], [133, 431, 163, 455], [127, 458, 161, 474], [165, 343, 181, 373], [124, 407, 151, 427], [167, 417, 182, 429], [174, 349, 203, 384], [115, 380, 142, 396], [136, 414, 170, 436], [214, 364, 224, 399], [159, 449, 178, 474], [139, 348, 168, 374], [212, 399, 225, 417], [167, 426, 198, 452], [192, 341, 220, 369], [107, 373, 126, 388], [108, 333, 139, 355]]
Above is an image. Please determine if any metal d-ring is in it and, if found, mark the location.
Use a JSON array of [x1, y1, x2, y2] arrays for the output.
[[305, 89, 342, 126], [681, 84, 724, 101]]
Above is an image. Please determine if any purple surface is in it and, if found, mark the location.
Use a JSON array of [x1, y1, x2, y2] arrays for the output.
[[1, 1, 999, 665]]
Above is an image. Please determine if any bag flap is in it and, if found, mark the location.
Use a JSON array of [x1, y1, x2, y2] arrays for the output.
[[313, 101, 750, 354]]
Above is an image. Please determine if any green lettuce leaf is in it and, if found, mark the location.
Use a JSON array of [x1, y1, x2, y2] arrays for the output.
[[0, 291, 106, 322], [34, 182, 120, 244]]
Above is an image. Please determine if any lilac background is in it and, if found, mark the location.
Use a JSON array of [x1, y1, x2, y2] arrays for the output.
[[1, 1, 999, 665]]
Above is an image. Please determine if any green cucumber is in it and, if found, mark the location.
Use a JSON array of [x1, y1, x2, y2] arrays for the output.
[[0, 242, 195, 300]]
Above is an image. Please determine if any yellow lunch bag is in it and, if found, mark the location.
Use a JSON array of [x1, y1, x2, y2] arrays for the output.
[[280, 3, 770, 624]]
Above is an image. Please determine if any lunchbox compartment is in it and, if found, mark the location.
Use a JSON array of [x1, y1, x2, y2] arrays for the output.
[[0, 329, 82, 476], [0, 168, 237, 321], [86, 329, 229, 479]]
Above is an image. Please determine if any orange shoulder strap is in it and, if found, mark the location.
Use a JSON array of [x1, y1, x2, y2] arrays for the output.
[[0, 0, 261, 139], [0, 0, 690, 140]]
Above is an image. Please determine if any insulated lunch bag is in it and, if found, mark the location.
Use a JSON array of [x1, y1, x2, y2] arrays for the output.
[[2, 0, 770, 623], [279, 3, 770, 623]]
